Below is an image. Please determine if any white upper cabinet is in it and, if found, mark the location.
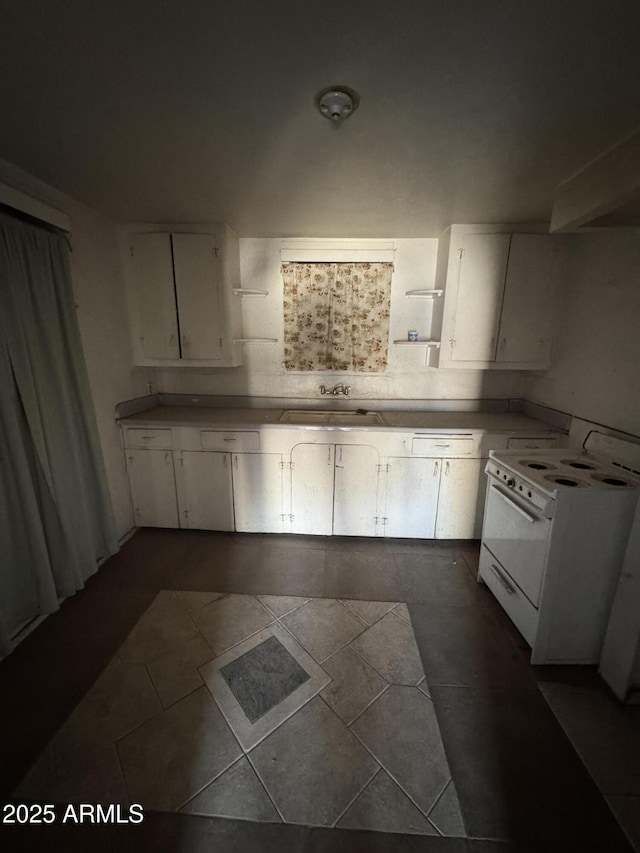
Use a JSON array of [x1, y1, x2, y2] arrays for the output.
[[130, 233, 180, 360], [123, 224, 243, 367], [436, 225, 562, 370]]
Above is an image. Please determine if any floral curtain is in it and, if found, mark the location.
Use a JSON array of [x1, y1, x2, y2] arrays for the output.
[[283, 262, 393, 372]]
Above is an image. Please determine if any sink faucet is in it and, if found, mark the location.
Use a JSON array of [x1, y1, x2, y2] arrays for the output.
[[320, 383, 351, 396]]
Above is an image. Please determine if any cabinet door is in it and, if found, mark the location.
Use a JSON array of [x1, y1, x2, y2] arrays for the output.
[[450, 233, 510, 363], [174, 451, 234, 531], [126, 449, 179, 528], [435, 458, 486, 539], [291, 444, 335, 535], [385, 457, 440, 539], [172, 233, 223, 361], [233, 453, 284, 533], [333, 445, 379, 537], [496, 235, 557, 366], [130, 233, 180, 359]]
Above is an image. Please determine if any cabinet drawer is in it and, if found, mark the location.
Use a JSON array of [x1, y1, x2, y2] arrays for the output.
[[411, 436, 474, 456], [478, 546, 538, 647], [201, 430, 260, 452], [507, 437, 560, 450], [124, 428, 173, 449]]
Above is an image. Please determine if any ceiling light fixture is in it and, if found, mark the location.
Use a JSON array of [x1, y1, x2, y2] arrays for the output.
[[316, 85, 359, 122]]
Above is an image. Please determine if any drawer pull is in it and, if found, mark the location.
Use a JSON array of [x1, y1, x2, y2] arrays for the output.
[[435, 443, 450, 448], [223, 438, 237, 442], [491, 563, 515, 596]]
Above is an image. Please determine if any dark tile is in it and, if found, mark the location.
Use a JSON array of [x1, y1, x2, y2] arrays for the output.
[[430, 685, 633, 851], [220, 635, 310, 722], [174, 543, 325, 597], [233, 532, 328, 550], [324, 551, 401, 600], [325, 536, 393, 553], [409, 604, 535, 689], [396, 554, 485, 606], [136, 812, 307, 853], [385, 539, 459, 558], [305, 825, 470, 852]]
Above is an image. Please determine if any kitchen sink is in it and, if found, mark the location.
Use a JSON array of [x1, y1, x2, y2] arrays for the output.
[[279, 409, 385, 426]]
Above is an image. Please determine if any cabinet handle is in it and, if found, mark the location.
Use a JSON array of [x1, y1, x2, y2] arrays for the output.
[[435, 443, 450, 448], [164, 452, 171, 464], [490, 563, 515, 596], [445, 461, 450, 476], [223, 438, 237, 442], [433, 460, 439, 476]]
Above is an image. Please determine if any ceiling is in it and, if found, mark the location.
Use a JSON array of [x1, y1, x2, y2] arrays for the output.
[[1, 0, 640, 237]]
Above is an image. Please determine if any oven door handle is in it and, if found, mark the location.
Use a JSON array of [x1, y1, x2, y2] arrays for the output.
[[489, 484, 539, 524]]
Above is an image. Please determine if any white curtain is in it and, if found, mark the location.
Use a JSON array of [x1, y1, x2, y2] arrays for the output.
[[282, 262, 393, 372]]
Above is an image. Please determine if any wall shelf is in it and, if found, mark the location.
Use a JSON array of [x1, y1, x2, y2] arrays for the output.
[[232, 337, 279, 343], [393, 340, 441, 348], [233, 288, 269, 297], [404, 289, 443, 298]]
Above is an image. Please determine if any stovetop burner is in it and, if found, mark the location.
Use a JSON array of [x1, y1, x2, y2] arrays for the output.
[[520, 460, 557, 471], [544, 474, 588, 488], [561, 459, 598, 470]]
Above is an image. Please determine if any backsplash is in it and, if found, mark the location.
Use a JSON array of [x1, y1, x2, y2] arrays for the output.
[[146, 238, 529, 402]]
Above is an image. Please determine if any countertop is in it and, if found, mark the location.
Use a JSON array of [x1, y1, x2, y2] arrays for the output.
[[118, 406, 563, 435]]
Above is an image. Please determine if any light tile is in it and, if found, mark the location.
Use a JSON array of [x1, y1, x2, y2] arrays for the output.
[[191, 593, 274, 655], [393, 603, 412, 624], [200, 623, 330, 751], [51, 659, 161, 769], [417, 677, 431, 699], [349, 611, 425, 686], [117, 686, 241, 811], [147, 634, 214, 708], [251, 696, 379, 826], [117, 591, 200, 664], [606, 795, 640, 852], [182, 757, 281, 822], [428, 779, 466, 836], [340, 600, 398, 625], [258, 595, 310, 618], [351, 686, 451, 815], [16, 743, 129, 806], [175, 590, 226, 613], [282, 598, 366, 662], [337, 769, 438, 835], [321, 647, 387, 725]]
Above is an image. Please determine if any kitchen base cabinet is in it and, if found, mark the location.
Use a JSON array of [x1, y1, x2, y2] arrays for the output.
[[125, 448, 179, 528], [384, 457, 440, 538], [290, 443, 381, 537], [233, 453, 284, 533], [333, 445, 380, 537], [435, 458, 486, 539], [174, 450, 234, 531], [290, 444, 335, 535]]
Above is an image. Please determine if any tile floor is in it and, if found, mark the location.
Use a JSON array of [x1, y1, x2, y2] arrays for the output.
[[14, 591, 465, 837], [1, 529, 638, 853]]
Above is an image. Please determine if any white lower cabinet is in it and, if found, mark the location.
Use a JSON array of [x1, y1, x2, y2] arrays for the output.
[[291, 444, 335, 535], [232, 453, 284, 533], [435, 458, 487, 539], [333, 445, 380, 537], [174, 450, 234, 531], [384, 457, 440, 538], [290, 443, 380, 536], [125, 448, 179, 528]]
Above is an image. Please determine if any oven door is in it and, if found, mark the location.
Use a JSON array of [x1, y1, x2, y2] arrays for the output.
[[481, 476, 552, 606]]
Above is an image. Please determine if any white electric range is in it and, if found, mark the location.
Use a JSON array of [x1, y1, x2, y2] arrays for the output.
[[479, 431, 640, 664]]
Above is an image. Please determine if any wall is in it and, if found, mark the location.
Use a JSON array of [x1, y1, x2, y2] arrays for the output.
[[0, 158, 144, 539], [154, 238, 527, 403], [526, 230, 640, 437]]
